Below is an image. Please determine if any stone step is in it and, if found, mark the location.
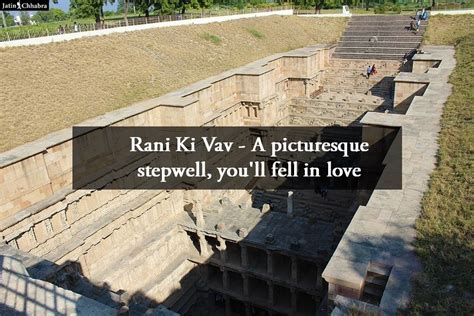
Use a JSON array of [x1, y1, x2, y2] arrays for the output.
[[363, 283, 384, 297], [338, 41, 419, 48], [288, 114, 356, 127], [348, 20, 427, 25], [343, 31, 424, 37], [341, 35, 422, 42], [367, 263, 392, 276], [365, 273, 388, 287], [346, 25, 426, 31], [350, 16, 417, 21], [327, 60, 402, 71], [293, 98, 384, 109], [335, 47, 419, 54], [332, 52, 407, 60]]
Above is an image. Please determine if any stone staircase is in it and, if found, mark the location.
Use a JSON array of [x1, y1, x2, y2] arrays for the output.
[[288, 93, 388, 126], [361, 262, 392, 305], [321, 59, 401, 102], [333, 15, 427, 60]]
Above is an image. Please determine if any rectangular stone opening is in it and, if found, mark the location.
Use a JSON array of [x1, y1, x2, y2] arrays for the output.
[[250, 304, 270, 316], [229, 297, 246, 314], [274, 284, 292, 311], [297, 259, 318, 288], [247, 246, 268, 273], [205, 235, 221, 258], [209, 290, 226, 313], [228, 270, 244, 296], [207, 264, 223, 289], [296, 291, 317, 315], [185, 231, 201, 255], [394, 81, 428, 114], [248, 276, 268, 302], [226, 242, 241, 266], [273, 252, 292, 280]]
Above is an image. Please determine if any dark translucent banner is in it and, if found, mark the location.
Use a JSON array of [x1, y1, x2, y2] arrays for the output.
[[1, 0, 49, 11], [72, 126, 402, 190]]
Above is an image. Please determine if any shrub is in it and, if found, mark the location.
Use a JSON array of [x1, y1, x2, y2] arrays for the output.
[[200, 32, 221, 44], [247, 28, 265, 39]]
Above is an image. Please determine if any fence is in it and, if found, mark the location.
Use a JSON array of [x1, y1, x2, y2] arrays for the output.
[[0, 6, 291, 43]]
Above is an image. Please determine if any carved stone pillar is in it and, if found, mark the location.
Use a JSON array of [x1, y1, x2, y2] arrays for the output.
[[287, 191, 294, 217], [291, 256, 298, 283], [267, 250, 273, 276], [192, 200, 205, 228], [267, 281, 274, 306], [197, 231, 209, 257], [224, 295, 232, 316], [243, 274, 249, 297], [241, 245, 248, 268], [222, 268, 229, 290], [291, 288, 297, 314], [217, 236, 227, 263]]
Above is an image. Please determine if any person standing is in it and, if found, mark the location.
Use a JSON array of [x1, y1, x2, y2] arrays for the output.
[[366, 65, 372, 79], [74, 21, 79, 32], [371, 64, 377, 76]]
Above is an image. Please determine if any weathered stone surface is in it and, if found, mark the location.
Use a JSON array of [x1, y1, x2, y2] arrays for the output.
[[323, 46, 455, 314], [0, 256, 116, 315]]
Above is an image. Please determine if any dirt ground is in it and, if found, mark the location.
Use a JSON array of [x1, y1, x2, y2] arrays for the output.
[[0, 16, 347, 152]]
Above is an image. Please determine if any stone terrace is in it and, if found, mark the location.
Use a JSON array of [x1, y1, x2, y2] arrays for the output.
[[0, 42, 455, 315]]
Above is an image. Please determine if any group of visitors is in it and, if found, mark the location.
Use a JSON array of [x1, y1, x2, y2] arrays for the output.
[[366, 64, 377, 79], [57, 22, 80, 35]]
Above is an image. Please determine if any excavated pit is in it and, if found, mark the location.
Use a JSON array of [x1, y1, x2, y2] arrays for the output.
[[0, 48, 414, 315]]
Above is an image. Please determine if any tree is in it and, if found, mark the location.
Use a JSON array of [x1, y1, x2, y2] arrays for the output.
[[34, 8, 67, 23], [1, 12, 15, 27], [124, 0, 129, 25], [19, 12, 30, 25], [179, 0, 191, 14], [135, 0, 154, 17], [70, 0, 115, 23], [117, 0, 125, 12], [197, 0, 212, 12]]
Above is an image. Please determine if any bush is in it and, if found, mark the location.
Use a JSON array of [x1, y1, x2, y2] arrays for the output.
[[200, 32, 221, 44], [247, 27, 264, 38], [374, 3, 402, 14]]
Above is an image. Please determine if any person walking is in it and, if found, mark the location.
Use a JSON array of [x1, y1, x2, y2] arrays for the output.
[[366, 65, 372, 79]]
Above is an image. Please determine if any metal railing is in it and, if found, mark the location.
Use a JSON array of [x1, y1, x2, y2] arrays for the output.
[[0, 6, 292, 42]]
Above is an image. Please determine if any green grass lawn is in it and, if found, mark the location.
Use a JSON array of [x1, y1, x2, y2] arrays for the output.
[[409, 15, 474, 315]]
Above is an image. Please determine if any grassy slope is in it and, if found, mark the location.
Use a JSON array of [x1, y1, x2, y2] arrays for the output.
[[410, 15, 474, 315], [0, 16, 346, 152]]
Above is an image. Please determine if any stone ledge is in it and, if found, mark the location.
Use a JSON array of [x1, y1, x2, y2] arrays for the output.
[[322, 46, 455, 314]]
